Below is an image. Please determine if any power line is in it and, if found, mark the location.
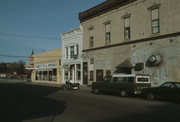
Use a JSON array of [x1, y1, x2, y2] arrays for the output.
[[0, 32, 60, 40], [0, 54, 28, 58]]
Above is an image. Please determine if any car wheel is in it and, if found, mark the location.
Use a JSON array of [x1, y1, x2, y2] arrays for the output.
[[147, 92, 155, 101], [120, 90, 127, 97]]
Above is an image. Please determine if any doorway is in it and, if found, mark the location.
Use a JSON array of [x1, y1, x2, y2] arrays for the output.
[[96, 69, 103, 82]]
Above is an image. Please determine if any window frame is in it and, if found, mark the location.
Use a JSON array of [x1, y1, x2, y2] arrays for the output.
[[151, 8, 160, 34], [105, 23, 111, 44], [124, 17, 131, 40], [70, 46, 75, 59], [89, 28, 94, 48]]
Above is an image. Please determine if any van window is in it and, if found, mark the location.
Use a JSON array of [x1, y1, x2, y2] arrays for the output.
[[112, 77, 118, 83], [128, 77, 134, 83], [118, 77, 126, 82], [113, 77, 133, 83], [137, 78, 149, 82]]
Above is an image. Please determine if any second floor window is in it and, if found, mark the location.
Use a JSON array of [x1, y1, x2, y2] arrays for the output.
[[66, 47, 68, 59], [90, 58, 94, 64], [151, 8, 160, 34], [76, 45, 79, 56], [105, 23, 111, 44], [70, 46, 74, 59], [89, 29, 94, 48], [124, 17, 130, 40]]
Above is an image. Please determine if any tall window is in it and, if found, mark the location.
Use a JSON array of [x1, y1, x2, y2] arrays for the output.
[[66, 47, 68, 59], [76, 45, 79, 56], [89, 29, 94, 48], [106, 70, 111, 76], [151, 8, 160, 34], [90, 71, 94, 81], [74, 45, 79, 59], [90, 58, 94, 64], [105, 23, 111, 44], [70, 46, 74, 59], [124, 17, 130, 40]]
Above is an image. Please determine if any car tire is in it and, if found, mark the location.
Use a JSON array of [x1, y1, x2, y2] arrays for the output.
[[120, 90, 127, 97], [146, 92, 155, 101]]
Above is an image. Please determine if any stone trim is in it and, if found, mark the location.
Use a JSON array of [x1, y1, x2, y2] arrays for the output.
[[148, 3, 161, 10]]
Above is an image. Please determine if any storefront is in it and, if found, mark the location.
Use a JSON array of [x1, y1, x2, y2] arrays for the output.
[[61, 27, 84, 85], [63, 63, 82, 84], [31, 48, 62, 84]]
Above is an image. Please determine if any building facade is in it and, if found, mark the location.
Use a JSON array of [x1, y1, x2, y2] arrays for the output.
[[79, 0, 180, 86], [61, 27, 84, 85], [31, 48, 62, 84]]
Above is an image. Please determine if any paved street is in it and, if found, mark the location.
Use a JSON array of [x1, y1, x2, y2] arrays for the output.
[[0, 80, 180, 122]]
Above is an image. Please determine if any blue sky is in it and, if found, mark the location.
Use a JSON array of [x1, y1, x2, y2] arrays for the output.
[[0, 0, 105, 62]]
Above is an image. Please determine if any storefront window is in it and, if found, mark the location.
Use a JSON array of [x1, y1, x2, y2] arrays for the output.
[[52, 69, 57, 81], [35, 69, 57, 82], [64, 71, 69, 80]]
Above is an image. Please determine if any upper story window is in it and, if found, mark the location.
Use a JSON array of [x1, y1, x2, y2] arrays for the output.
[[151, 8, 160, 34], [105, 23, 111, 44], [124, 17, 130, 40], [90, 58, 94, 64], [70, 46, 74, 59], [89, 28, 94, 48], [76, 45, 79, 56], [65, 47, 68, 59]]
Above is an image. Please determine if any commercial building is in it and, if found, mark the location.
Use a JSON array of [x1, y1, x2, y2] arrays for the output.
[[61, 27, 84, 85], [31, 48, 62, 84], [79, 0, 180, 86]]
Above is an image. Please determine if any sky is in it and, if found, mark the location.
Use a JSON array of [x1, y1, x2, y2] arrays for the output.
[[0, 0, 105, 62]]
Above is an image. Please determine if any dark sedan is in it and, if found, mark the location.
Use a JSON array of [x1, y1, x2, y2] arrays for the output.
[[142, 82, 180, 102]]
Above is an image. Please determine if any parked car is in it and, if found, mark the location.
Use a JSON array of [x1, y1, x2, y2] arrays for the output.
[[142, 82, 180, 102], [91, 74, 151, 97]]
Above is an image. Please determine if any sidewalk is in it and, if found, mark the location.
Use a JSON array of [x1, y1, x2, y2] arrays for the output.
[[79, 85, 91, 91], [26, 82, 92, 91]]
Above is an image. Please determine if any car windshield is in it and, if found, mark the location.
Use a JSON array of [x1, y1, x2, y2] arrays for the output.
[[160, 82, 173, 88]]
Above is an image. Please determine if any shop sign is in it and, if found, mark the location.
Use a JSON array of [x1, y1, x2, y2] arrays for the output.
[[26, 63, 34, 70], [34, 62, 57, 69], [63, 65, 70, 70]]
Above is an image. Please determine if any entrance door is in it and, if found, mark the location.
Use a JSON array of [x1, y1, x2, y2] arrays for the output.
[[96, 70, 103, 82], [83, 62, 88, 84]]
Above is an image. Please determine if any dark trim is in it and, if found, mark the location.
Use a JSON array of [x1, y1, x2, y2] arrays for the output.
[[79, 0, 137, 23], [83, 32, 180, 52]]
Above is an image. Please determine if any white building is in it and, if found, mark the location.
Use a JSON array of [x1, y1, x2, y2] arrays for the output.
[[61, 27, 84, 85]]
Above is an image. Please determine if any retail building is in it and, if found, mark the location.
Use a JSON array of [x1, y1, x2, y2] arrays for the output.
[[31, 48, 62, 84], [61, 27, 84, 85]]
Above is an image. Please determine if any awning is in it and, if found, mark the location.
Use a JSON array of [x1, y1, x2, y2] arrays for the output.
[[116, 60, 133, 68], [114, 60, 133, 74]]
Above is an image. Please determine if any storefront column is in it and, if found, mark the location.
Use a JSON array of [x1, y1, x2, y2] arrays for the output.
[[75, 64, 77, 83], [68, 70, 70, 81], [68, 47, 71, 59]]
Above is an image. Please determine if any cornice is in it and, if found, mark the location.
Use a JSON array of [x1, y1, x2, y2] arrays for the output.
[[79, 0, 137, 23]]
